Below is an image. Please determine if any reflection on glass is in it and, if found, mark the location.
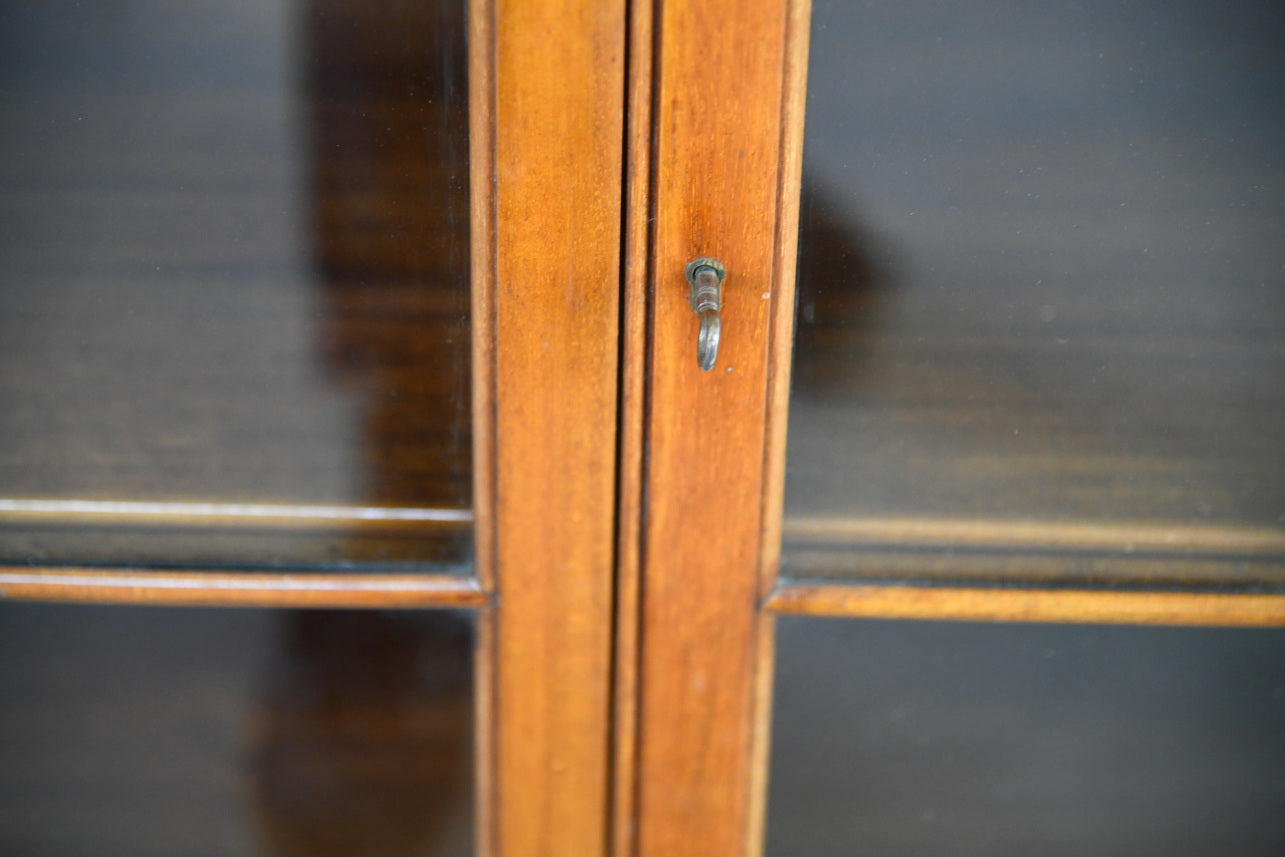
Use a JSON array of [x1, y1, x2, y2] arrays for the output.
[[0, 0, 472, 570], [0, 602, 474, 857], [784, 0, 1285, 585], [767, 616, 1285, 856]]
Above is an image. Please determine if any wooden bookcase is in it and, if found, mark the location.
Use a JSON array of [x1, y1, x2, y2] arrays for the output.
[[2, 1, 1282, 856]]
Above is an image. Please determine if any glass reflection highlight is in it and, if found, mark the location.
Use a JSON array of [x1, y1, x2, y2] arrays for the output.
[[784, 0, 1285, 585], [0, 0, 473, 570]]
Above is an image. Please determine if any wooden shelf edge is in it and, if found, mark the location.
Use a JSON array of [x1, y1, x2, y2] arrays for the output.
[[0, 567, 490, 609], [766, 581, 1285, 627], [782, 516, 1285, 557]]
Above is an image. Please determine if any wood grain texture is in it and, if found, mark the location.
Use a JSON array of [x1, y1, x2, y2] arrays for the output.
[[633, 1, 792, 856], [767, 581, 1285, 627], [747, 5, 810, 855], [0, 567, 486, 608], [759, 0, 812, 600], [480, 0, 625, 854]]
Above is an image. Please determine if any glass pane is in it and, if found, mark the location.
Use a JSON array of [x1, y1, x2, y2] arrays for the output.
[[784, 0, 1285, 586], [767, 616, 1285, 855], [0, 0, 472, 570], [0, 602, 474, 856]]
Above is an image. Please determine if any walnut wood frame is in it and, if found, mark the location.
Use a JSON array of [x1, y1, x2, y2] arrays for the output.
[[615, 1, 810, 855], [6, 4, 1285, 857], [473, 0, 624, 854]]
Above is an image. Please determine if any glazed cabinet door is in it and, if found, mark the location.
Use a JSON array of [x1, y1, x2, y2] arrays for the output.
[[618, 1, 1285, 855], [0, 2, 624, 856]]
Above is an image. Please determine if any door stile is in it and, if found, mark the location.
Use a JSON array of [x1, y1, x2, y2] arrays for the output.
[[471, 1, 628, 854], [622, 1, 808, 855], [758, 0, 811, 606], [747, 7, 811, 854]]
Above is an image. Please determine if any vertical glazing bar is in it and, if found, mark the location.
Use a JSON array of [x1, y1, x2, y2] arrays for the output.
[[473, 0, 627, 855], [631, 1, 805, 856]]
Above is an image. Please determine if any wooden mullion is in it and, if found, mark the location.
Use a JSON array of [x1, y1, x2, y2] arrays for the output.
[[474, 0, 627, 855], [630, 1, 803, 855], [0, 568, 487, 608], [759, 0, 812, 603]]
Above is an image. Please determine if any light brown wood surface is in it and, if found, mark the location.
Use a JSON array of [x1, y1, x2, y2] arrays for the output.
[[746, 10, 812, 857], [767, 581, 1285, 627], [478, 0, 626, 855], [0, 567, 486, 608], [630, 1, 799, 856], [758, 0, 813, 606]]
